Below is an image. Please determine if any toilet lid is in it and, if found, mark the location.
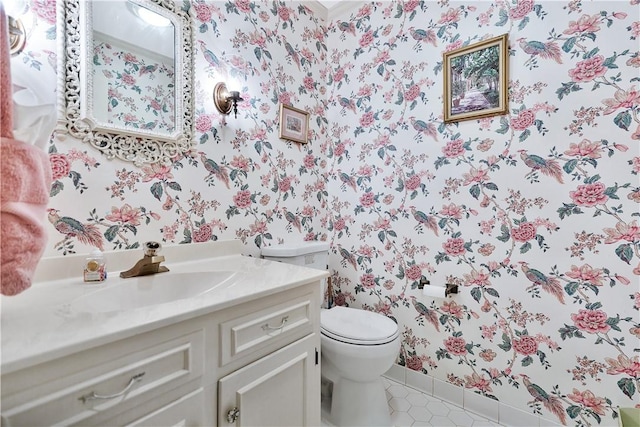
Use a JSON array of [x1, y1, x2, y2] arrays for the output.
[[321, 306, 399, 345]]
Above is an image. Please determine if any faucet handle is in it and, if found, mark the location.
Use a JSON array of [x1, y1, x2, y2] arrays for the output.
[[144, 241, 162, 257]]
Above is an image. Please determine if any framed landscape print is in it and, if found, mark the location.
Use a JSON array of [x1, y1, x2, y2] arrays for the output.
[[279, 103, 309, 144], [443, 34, 509, 123]]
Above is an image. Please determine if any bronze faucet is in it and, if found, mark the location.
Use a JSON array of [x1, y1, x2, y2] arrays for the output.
[[120, 241, 169, 278]]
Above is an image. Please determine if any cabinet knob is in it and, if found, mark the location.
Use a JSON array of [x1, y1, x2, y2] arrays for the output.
[[227, 407, 240, 423]]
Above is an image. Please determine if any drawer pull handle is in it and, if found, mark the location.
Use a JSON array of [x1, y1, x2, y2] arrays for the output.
[[227, 407, 240, 423], [262, 315, 289, 331], [79, 372, 145, 403]]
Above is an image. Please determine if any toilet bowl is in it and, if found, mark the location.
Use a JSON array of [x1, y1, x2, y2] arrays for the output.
[[261, 243, 400, 427], [320, 306, 400, 427]]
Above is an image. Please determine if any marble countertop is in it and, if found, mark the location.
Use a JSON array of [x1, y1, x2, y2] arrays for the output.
[[1, 240, 328, 374]]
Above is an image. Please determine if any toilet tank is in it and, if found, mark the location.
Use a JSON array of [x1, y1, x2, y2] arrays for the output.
[[261, 241, 329, 271]]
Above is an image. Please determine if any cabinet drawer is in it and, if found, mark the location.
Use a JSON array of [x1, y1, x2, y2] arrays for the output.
[[2, 329, 204, 427], [124, 388, 204, 427], [220, 292, 315, 366]]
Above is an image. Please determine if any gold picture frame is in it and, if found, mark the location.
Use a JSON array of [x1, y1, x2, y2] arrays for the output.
[[279, 103, 309, 144], [443, 34, 509, 123]]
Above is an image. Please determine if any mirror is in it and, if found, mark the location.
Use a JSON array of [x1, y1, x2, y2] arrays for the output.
[[57, 0, 194, 166]]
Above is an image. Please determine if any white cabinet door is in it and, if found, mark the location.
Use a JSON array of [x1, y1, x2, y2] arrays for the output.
[[218, 334, 320, 427]]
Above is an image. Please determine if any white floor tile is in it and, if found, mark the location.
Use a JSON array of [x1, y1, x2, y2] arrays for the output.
[[323, 378, 502, 427]]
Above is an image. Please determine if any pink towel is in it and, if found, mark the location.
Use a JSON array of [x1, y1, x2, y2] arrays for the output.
[[1, 6, 52, 296]]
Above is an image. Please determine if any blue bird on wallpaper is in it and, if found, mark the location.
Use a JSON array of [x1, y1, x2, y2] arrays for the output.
[[47, 209, 104, 251], [338, 97, 356, 114], [409, 206, 439, 236], [283, 38, 301, 71], [337, 21, 356, 36], [199, 152, 230, 189], [518, 261, 565, 304], [198, 40, 222, 70], [409, 296, 440, 331], [517, 37, 563, 68], [520, 374, 567, 426], [409, 116, 438, 141], [338, 246, 357, 270], [518, 149, 564, 184]]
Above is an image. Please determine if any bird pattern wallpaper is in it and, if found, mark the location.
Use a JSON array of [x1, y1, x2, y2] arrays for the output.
[[13, 0, 640, 425]]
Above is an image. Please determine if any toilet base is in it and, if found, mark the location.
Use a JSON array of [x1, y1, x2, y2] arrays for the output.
[[322, 375, 391, 427]]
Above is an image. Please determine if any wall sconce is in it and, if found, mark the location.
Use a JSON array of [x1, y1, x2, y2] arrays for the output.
[[213, 82, 244, 119]]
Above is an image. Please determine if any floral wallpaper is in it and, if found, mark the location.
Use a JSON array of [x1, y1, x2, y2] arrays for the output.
[[10, 0, 640, 425], [92, 36, 176, 132], [323, 1, 639, 426]]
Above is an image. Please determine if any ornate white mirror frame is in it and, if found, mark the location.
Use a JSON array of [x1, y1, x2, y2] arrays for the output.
[[56, 0, 194, 166]]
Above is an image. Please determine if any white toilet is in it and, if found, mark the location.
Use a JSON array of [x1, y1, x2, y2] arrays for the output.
[[262, 242, 400, 427]]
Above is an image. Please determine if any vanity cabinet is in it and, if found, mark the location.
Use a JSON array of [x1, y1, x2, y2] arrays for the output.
[[1, 281, 321, 427]]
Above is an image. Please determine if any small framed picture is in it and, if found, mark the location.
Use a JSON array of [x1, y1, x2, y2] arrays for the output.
[[443, 34, 509, 123], [279, 103, 309, 144]]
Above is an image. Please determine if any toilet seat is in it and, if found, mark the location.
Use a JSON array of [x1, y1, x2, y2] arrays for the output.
[[321, 306, 399, 345]]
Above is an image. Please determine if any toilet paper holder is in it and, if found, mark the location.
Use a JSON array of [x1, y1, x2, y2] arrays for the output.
[[417, 278, 459, 297]]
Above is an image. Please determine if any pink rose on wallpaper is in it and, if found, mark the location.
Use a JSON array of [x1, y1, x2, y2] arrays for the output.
[[49, 154, 71, 180], [31, 0, 56, 24], [405, 85, 421, 101], [511, 222, 537, 242], [564, 139, 602, 159], [567, 389, 606, 416], [105, 204, 142, 226], [565, 264, 604, 286], [278, 176, 291, 192], [279, 92, 292, 105], [142, 163, 173, 182], [123, 53, 137, 64], [278, 6, 290, 21], [509, 0, 534, 20], [121, 73, 136, 86], [403, 0, 420, 13], [334, 143, 346, 156], [635, 292, 640, 308], [233, 190, 252, 209], [569, 55, 607, 82], [513, 335, 538, 355], [438, 8, 461, 24], [564, 14, 601, 34], [405, 175, 421, 191], [235, 0, 252, 13], [359, 31, 374, 48], [602, 85, 640, 114], [193, 224, 213, 242], [194, 3, 213, 22], [442, 139, 465, 158], [444, 336, 467, 356], [333, 217, 345, 231], [303, 76, 315, 91], [361, 273, 376, 289], [571, 309, 611, 334], [510, 109, 536, 131], [303, 154, 315, 169], [570, 182, 609, 207], [195, 115, 213, 133], [443, 238, 466, 256], [334, 67, 345, 82], [405, 264, 422, 281], [605, 354, 640, 377], [360, 111, 375, 127], [360, 192, 376, 208], [406, 355, 423, 371]]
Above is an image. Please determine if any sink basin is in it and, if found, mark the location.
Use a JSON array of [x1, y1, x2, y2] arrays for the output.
[[66, 271, 238, 313]]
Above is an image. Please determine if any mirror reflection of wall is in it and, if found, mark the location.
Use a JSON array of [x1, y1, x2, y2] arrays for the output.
[[90, 0, 175, 135]]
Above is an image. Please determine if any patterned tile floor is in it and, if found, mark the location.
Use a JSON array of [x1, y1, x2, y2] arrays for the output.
[[322, 377, 503, 427]]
